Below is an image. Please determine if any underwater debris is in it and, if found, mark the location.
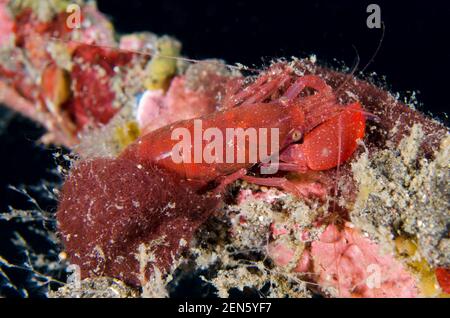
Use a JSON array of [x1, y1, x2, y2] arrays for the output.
[[48, 277, 139, 298], [189, 203, 313, 298], [0, 183, 66, 297], [351, 126, 449, 296], [352, 126, 449, 268]]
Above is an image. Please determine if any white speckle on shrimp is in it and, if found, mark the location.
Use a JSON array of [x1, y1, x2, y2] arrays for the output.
[[321, 148, 331, 157]]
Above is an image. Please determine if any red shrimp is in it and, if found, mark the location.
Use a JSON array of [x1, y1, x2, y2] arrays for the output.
[[120, 64, 366, 196]]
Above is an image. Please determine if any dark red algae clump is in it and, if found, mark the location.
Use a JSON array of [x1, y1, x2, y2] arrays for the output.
[[57, 158, 220, 286]]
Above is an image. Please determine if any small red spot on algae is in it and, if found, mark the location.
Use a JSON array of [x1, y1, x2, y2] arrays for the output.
[[435, 267, 450, 294], [57, 158, 220, 286]]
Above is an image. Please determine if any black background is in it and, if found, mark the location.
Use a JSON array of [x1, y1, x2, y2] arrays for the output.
[[0, 0, 449, 297], [98, 0, 449, 118]]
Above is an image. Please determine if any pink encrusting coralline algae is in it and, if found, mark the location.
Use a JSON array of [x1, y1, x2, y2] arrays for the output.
[[0, 1, 13, 47], [136, 76, 219, 134], [310, 224, 418, 298]]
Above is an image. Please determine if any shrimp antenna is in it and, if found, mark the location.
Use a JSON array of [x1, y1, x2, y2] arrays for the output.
[[359, 21, 385, 75], [328, 24, 386, 250], [333, 21, 385, 94], [45, 35, 260, 73], [331, 46, 360, 95]]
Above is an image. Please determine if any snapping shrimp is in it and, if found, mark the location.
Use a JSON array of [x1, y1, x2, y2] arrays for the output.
[[120, 63, 366, 197]]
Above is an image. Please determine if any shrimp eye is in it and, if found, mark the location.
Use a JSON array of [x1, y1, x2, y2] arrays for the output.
[[291, 129, 303, 142]]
